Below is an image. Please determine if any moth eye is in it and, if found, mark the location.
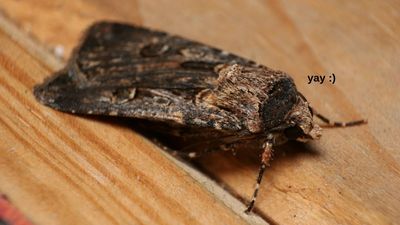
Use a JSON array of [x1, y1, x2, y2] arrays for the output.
[[284, 125, 304, 140], [140, 43, 170, 57]]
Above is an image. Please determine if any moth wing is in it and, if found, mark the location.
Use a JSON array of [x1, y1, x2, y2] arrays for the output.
[[34, 22, 255, 131]]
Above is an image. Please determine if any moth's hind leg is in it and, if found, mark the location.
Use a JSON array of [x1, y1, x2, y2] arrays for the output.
[[170, 145, 235, 159], [169, 134, 258, 159], [170, 150, 203, 159], [310, 107, 367, 127]]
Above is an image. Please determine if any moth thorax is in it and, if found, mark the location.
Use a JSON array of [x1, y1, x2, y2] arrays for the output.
[[209, 64, 295, 133]]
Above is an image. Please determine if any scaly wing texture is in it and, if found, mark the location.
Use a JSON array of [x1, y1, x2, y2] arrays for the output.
[[34, 22, 256, 131]]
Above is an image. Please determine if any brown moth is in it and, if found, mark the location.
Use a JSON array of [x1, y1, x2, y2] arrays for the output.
[[34, 21, 366, 213]]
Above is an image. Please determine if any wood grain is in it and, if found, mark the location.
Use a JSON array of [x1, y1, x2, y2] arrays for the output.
[[1, 0, 399, 224]]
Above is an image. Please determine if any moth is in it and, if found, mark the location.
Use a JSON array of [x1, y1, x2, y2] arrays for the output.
[[34, 22, 366, 213]]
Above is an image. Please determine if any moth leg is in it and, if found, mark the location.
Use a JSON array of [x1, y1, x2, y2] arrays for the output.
[[169, 145, 225, 159], [245, 141, 273, 214], [147, 137, 204, 159], [170, 141, 245, 159], [310, 107, 367, 127], [170, 150, 202, 159]]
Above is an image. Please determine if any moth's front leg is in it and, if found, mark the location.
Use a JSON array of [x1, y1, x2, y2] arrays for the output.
[[245, 140, 274, 213]]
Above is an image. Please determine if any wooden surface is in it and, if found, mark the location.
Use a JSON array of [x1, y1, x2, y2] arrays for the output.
[[0, 1, 399, 225]]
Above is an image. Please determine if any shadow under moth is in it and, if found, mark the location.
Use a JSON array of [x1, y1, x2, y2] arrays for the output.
[[34, 21, 366, 213]]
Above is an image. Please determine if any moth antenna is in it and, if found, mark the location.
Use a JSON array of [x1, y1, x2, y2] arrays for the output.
[[310, 107, 367, 127], [245, 141, 273, 214]]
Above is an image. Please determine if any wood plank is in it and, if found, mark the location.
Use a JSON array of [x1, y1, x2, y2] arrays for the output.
[[1, 0, 400, 224], [0, 21, 263, 225]]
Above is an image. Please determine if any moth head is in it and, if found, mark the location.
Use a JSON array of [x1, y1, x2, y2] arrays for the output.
[[259, 76, 320, 142], [282, 95, 322, 142]]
